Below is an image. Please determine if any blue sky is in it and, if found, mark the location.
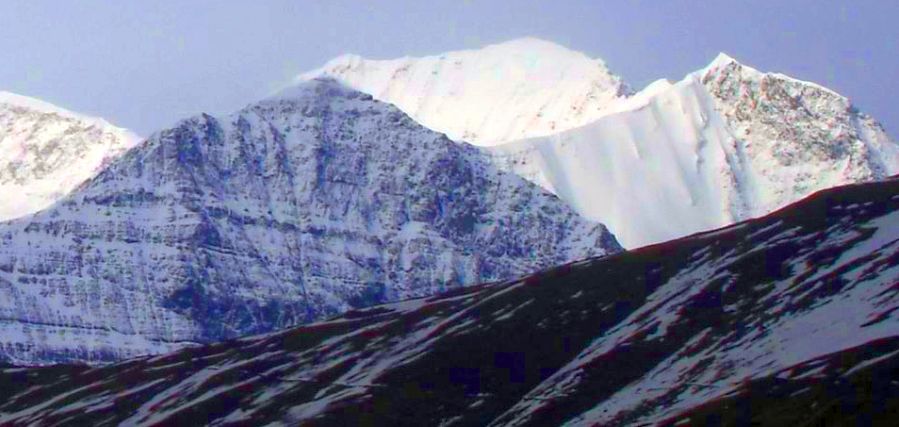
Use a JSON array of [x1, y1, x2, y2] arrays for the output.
[[1, 1, 896, 136]]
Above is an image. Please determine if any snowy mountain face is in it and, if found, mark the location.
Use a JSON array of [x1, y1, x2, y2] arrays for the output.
[[701, 55, 899, 213], [488, 55, 899, 248], [305, 41, 899, 249], [0, 92, 140, 221], [301, 38, 630, 146], [2, 177, 896, 426], [0, 79, 620, 365]]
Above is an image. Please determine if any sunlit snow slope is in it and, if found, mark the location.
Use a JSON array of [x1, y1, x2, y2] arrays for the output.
[[488, 53, 899, 247], [0, 92, 140, 221], [2, 177, 896, 426], [305, 40, 899, 249], [301, 38, 630, 146]]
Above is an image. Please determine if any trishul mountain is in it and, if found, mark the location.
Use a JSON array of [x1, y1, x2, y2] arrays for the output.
[[304, 39, 899, 248]]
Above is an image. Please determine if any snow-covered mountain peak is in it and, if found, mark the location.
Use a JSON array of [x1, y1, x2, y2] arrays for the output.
[[0, 91, 140, 221], [0, 76, 619, 365], [300, 41, 898, 249], [471, 37, 601, 62], [300, 38, 630, 146], [0, 91, 137, 134], [487, 53, 899, 248], [698, 53, 769, 91], [480, 36, 570, 49], [310, 38, 594, 73], [0, 91, 86, 121], [705, 52, 740, 70], [266, 76, 373, 106], [698, 51, 898, 192], [698, 52, 845, 100]]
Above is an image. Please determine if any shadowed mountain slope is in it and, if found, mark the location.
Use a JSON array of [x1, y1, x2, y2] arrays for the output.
[[1, 176, 896, 425]]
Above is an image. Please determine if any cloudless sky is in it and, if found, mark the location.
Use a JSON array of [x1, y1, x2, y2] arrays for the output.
[[0, 0, 896, 137]]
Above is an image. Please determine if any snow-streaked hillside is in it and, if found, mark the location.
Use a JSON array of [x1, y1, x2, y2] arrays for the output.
[[0, 78, 619, 365], [0, 91, 140, 221], [488, 53, 899, 247], [2, 177, 896, 426], [300, 38, 630, 146]]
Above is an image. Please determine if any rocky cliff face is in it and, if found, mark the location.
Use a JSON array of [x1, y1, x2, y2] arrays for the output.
[[0, 79, 620, 365], [2, 177, 896, 426], [700, 53, 899, 216], [0, 91, 140, 221]]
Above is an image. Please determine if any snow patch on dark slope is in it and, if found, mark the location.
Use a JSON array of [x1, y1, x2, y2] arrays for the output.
[[0, 78, 620, 365], [1, 176, 896, 425]]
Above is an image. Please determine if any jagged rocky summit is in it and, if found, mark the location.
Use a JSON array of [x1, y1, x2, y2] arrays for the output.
[[0, 78, 620, 365]]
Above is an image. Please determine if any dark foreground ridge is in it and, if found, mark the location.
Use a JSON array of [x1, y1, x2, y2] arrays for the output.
[[1, 177, 898, 425]]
